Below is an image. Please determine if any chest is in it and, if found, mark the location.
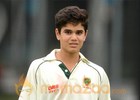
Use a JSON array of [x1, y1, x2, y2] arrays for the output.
[[37, 61, 101, 90]]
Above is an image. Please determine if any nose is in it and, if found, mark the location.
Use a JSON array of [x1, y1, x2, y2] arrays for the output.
[[71, 33, 77, 40]]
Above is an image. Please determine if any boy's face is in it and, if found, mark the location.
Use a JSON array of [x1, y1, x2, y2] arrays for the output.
[[55, 23, 87, 53]]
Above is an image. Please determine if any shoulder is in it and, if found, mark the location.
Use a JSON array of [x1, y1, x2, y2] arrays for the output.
[[87, 61, 105, 74], [80, 53, 106, 79], [28, 57, 46, 73], [27, 49, 58, 73], [84, 59, 108, 82]]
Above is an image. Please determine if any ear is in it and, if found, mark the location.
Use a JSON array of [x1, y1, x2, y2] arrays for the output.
[[55, 28, 60, 40], [83, 30, 88, 41]]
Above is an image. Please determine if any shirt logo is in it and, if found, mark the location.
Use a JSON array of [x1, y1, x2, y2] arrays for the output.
[[83, 77, 91, 88], [48, 84, 59, 93]]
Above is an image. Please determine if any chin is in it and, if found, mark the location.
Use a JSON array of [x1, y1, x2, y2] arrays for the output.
[[68, 49, 79, 54]]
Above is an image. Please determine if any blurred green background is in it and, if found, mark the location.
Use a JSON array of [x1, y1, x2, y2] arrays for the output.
[[0, 0, 140, 100]]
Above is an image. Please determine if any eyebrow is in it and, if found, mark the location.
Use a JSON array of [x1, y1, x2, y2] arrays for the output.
[[64, 29, 72, 31], [64, 29, 84, 32], [76, 30, 83, 32]]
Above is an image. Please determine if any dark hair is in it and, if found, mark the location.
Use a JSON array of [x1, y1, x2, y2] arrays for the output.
[[55, 6, 88, 32]]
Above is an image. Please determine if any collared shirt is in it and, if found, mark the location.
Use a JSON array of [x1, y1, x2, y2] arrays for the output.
[[19, 49, 111, 100]]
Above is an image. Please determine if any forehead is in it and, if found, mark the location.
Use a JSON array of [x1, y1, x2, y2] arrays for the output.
[[62, 23, 84, 30]]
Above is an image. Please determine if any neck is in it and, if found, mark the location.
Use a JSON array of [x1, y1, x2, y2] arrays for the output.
[[57, 50, 79, 62], [55, 50, 80, 71]]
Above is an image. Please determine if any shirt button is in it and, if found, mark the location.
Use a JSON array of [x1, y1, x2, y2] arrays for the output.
[[65, 69, 68, 72]]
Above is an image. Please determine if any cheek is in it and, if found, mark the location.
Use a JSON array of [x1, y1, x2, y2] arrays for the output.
[[60, 37, 69, 44], [83, 35, 87, 41], [79, 36, 86, 42], [78, 39, 85, 47], [62, 36, 70, 41]]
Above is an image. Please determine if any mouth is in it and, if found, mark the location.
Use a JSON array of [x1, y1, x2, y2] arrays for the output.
[[69, 43, 78, 47]]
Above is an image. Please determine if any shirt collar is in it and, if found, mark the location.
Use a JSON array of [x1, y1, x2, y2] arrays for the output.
[[44, 49, 90, 64]]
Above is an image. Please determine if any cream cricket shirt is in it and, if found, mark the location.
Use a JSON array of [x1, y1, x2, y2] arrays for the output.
[[19, 49, 111, 100]]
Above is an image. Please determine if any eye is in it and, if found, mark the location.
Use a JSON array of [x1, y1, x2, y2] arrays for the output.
[[64, 30, 72, 35], [76, 30, 83, 35]]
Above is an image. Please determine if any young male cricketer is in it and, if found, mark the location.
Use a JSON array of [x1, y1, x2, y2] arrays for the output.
[[19, 6, 111, 100]]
